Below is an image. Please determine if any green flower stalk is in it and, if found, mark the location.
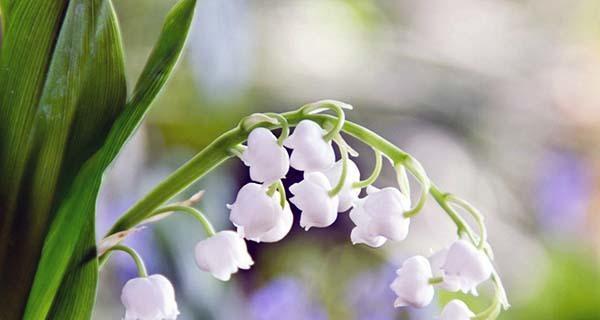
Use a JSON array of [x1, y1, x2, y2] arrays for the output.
[[99, 100, 509, 318]]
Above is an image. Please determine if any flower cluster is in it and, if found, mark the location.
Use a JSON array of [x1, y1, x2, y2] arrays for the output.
[[101, 101, 508, 319], [389, 240, 493, 317]]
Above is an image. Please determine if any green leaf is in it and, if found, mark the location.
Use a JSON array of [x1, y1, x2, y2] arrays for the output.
[[0, 0, 87, 317], [23, 0, 197, 318]]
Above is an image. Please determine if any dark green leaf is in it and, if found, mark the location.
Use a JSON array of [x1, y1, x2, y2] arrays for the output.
[[23, 0, 197, 318]]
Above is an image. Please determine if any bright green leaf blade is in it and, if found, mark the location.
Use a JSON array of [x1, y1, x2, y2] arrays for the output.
[[24, 0, 197, 318], [0, 0, 126, 317], [0, 1, 71, 316]]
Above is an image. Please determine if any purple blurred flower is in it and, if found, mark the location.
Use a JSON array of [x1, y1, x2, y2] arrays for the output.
[[535, 149, 591, 234], [249, 277, 328, 320]]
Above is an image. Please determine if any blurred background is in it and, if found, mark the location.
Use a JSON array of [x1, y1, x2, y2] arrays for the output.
[[94, 0, 600, 319]]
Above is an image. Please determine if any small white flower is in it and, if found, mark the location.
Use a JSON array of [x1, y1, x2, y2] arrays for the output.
[[442, 239, 493, 295], [283, 120, 335, 172], [349, 186, 411, 247], [289, 171, 339, 230], [390, 256, 435, 308], [121, 274, 179, 320], [194, 231, 254, 281], [242, 127, 290, 184], [228, 183, 280, 240], [322, 158, 361, 212], [256, 198, 293, 243], [440, 300, 475, 320], [427, 248, 461, 292]]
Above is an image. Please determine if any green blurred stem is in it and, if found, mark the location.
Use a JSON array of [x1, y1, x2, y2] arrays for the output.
[[102, 245, 147, 277], [328, 137, 348, 197], [228, 144, 246, 159], [352, 148, 382, 189], [428, 277, 444, 285], [276, 180, 286, 208], [302, 100, 348, 142], [394, 163, 410, 196], [151, 205, 215, 237], [265, 113, 289, 145], [445, 194, 488, 249], [266, 182, 278, 197]]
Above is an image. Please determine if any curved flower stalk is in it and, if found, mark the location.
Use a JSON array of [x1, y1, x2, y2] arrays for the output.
[[103, 245, 180, 319], [98, 99, 509, 318]]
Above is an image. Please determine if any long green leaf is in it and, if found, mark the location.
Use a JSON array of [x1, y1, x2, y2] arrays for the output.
[[0, 1, 75, 317], [24, 0, 197, 318]]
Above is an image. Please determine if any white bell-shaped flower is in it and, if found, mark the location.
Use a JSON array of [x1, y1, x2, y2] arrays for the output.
[[441, 239, 493, 295], [242, 127, 290, 184], [121, 274, 179, 320], [440, 300, 475, 320], [428, 248, 461, 292], [322, 158, 361, 212], [256, 197, 293, 243], [283, 120, 335, 172], [349, 186, 411, 247], [228, 183, 280, 240], [289, 171, 339, 230], [194, 231, 254, 281], [390, 256, 435, 308]]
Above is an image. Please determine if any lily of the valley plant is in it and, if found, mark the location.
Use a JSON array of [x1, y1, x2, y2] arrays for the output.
[[98, 100, 510, 319], [0, 1, 509, 319]]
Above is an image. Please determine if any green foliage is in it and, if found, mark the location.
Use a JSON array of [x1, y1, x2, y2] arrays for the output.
[[504, 247, 600, 320], [0, 0, 196, 318]]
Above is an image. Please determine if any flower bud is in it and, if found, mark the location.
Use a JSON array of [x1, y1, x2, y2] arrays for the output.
[[228, 183, 280, 240], [390, 256, 434, 308], [322, 158, 361, 212], [194, 231, 254, 281], [283, 120, 335, 172], [289, 172, 339, 230], [242, 127, 290, 184], [440, 300, 475, 320], [349, 186, 411, 247], [121, 274, 179, 320], [441, 239, 493, 295]]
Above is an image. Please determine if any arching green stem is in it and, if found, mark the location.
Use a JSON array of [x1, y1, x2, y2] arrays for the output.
[[150, 205, 216, 237], [265, 112, 289, 145], [402, 158, 431, 218], [101, 245, 147, 277], [302, 100, 350, 142], [229, 144, 246, 159], [446, 194, 488, 250], [352, 148, 382, 189], [394, 163, 410, 196], [472, 281, 504, 319], [329, 136, 348, 197]]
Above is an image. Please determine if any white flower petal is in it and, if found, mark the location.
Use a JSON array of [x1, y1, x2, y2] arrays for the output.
[[349, 187, 411, 247], [440, 300, 475, 320], [441, 239, 493, 294], [121, 274, 179, 320], [284, 120, 335, 172], [229, 183, 280, 240], [389, 256, 434, 308], [289, 172, 339, 230], [194, 231, 254, 281], [257, 199, 293, 243], [322, 159, 361, 212], [242, 128, 289, 183]]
